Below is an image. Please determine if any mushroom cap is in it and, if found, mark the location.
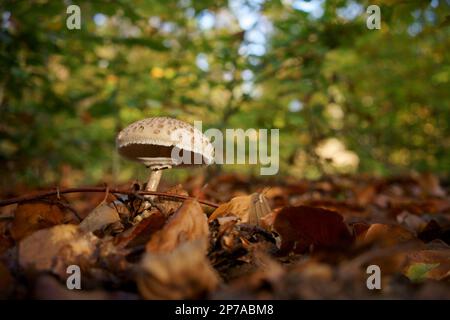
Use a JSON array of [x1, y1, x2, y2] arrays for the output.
[[116, 117, 214, 169]]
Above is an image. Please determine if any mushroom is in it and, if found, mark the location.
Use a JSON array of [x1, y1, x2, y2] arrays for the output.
[[116, 117, 214, 194]]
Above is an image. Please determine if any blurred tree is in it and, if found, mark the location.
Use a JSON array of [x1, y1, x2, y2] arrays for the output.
[[0, 0, 449, 190]]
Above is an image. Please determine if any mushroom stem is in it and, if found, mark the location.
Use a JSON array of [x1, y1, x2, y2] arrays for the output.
[[146, 169, 162, 192]]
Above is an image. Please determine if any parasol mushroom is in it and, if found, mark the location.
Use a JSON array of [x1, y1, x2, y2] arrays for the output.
[[116, 117, 214, 194]]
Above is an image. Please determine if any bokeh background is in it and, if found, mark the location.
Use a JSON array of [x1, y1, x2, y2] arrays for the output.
[[0, 0, 449, 191]]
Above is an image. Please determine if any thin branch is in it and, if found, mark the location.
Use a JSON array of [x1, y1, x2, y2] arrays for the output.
[[0, 187, 220, 208]]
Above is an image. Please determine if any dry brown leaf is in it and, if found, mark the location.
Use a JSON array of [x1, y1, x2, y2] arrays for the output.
[[209, 195, 251, 222], [11, 201, 67, 241], [259, 209, 280, 230], [403, 245, 450, 281], [155, 184, 189, 216], [114, 209, 166, 249], [209, 193, 271, 226], [263, 186, 289, 208], [137, 240, 220, 299], [79, 202, 121, 233], [18, 224, 98, 276], [273, 206, 354, 254], [146, 199, 208, 253], [357, 223, 415, 247]]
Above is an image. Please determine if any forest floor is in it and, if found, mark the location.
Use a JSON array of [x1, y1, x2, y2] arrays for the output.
[[0, 173, 449, 299]]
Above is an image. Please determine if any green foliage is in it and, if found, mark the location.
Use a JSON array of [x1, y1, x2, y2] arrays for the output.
[[0, 0, 449, 188]]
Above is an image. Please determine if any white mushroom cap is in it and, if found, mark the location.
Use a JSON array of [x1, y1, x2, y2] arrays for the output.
[[116, 117, 214, 169]]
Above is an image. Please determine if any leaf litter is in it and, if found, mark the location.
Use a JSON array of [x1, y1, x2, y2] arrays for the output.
[[0, 173, 449, 299]]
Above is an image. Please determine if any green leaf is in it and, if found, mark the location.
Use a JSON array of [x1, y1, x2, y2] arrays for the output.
[[405, 263, 440, 283]]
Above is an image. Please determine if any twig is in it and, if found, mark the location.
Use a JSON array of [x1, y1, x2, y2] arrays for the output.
[[0, 187, 220, 208]]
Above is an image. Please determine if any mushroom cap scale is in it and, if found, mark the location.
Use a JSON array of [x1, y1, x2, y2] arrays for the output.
[[116, 117, 214, 169]]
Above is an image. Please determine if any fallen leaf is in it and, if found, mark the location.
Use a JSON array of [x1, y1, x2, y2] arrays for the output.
[[272, 206, 353, 254], [79, 202, 121, 233], [18, 224, 98, 276], [259, 209, 279, 230], [114, 209, 166, 248], [209, 195, 252, 222], [262, 186, 289, 208], [357, 223, 415, 247], [11, 201, 67, 241], [137, 240, 220, 299], [155, 184, 189, 216], [209, 193, 271, 226], [405, 263, 440, 282], [350, 222, 371, 238], [146, 199, 208, 253], [403, 246, 450, 282]]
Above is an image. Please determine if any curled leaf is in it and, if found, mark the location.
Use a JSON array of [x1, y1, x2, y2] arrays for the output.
[[358, 223, 415, 247], [209, 193, 271, 226], [146, 199, 208, 253]]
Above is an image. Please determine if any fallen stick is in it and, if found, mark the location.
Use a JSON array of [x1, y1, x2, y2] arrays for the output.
[[0, 187, 220, 208]]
